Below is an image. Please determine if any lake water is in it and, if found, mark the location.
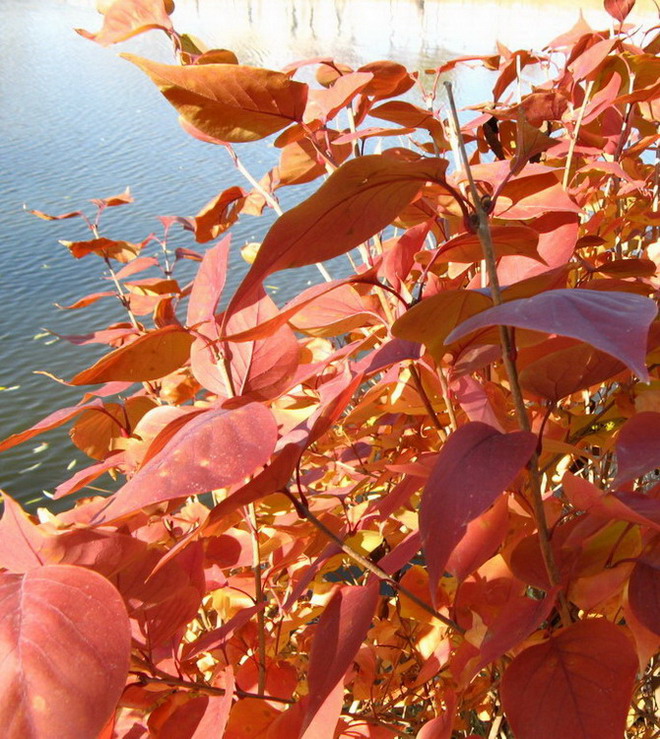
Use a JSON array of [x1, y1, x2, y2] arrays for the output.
[[1, 0, 656, 508]]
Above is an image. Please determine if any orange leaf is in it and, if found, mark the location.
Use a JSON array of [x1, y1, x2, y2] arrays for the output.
[[229, 155, 447, 312], [70, 325, 194, 384], [123, 54, 308, 142]]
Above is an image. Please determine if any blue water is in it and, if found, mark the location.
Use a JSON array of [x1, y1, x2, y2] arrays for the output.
[[1, 0, 651, 508]]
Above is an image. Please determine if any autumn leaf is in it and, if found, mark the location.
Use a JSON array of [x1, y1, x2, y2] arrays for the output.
[[420, 422, 536, 598], [227, 155, 447, 313], [123, 54, 308, 142], [301, 582, 380, 736], [445, 289, 657, 381], [70, 325, 194, 384], [613, 412, 660, 485], [76, 0, 174, 46], [92, 402, 278, 522], [501, 619, 638, 739], [0, 565, 131, 739]]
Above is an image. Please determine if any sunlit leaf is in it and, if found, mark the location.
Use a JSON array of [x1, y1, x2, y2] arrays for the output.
[[93, 402, 278, 522], [446, 289, 657, 381], [76, 0, 173, 46], [228, 155, 447, 312], [70, 325, 194, 384], [123, 54, 308, 142], [0, 565, 131, 739]]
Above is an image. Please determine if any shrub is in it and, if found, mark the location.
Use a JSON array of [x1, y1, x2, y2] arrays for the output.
[[1, 0, 659, 736]]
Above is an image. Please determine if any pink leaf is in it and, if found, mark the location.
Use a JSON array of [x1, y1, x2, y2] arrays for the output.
[[0, 564, 131, 739], [446, 289, 656, 381], [93, 403, 278, 522], [420, 422, 536, 600], [604, 0, 636, 22], [186, 236, 230, 326]]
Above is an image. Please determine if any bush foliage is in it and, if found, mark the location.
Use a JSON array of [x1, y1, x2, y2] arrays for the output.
[[1, 0, 659, 736]]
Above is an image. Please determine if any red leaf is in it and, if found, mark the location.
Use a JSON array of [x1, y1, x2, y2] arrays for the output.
[[192, 289, 300, 401], [562, 472, 660, 530], [305, 72, 373, 123], [501, 620, 638, 739], [70, 325, 194, 384], [0, 564, 131, 739], [357, 60, 414, 99], [55, 290, 115, 310], [228, 156, 446, 312], [93, 403, 278, 522], [60, 236, 150, 262], [446, 289, 657, 381], [0, 400, 104, 453], [613, 412, 660, 485], [301, 582, 379, 736], [0, 494, 50, 571], [445, 496, 509, 579], [123, 55, 308, 142], [628, 547, 660, 635], [155, 670, 234, 738], [186, 236, 230, 327], [476, 589, 557, 670], [89, 187, 134, 208], [76, 0, 173, 46], [420, 423, 536, 599]]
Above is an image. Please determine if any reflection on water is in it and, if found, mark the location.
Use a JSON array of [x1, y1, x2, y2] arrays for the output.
[[1, 0, 657, 507], [163, 0, 657, 65]]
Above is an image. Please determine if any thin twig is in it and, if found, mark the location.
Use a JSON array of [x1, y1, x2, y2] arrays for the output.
[[562, 80, 594, 190], [287, 492, 464, 633], [247, 502, 267, 696], [444, 82, 571, 627]]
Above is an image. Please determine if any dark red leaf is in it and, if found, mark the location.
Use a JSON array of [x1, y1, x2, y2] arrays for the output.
[[0, 565, 131, 739], [420, 422, 536, 599], [613, 412, 660, 485], [501, 620, 638, 739], [628, 544, 660, 635], [301, 582, 379, 736]]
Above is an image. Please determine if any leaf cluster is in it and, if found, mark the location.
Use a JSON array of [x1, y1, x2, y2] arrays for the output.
[[1, 0, 660, 736]]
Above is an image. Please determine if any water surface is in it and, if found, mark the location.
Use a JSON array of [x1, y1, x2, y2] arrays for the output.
[[1, 0, 656, 507]]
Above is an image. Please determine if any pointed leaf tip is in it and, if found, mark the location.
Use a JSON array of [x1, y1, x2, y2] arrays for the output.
[[420, 422, 536, 597]]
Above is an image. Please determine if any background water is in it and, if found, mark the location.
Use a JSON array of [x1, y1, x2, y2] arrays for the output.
[[1, 0, 656, 508]]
